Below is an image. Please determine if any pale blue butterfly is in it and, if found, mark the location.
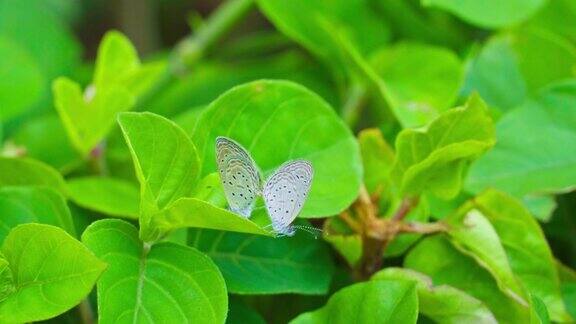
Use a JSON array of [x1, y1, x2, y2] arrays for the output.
[[216, 137, 318, 237], [215, 136, 261, 218]]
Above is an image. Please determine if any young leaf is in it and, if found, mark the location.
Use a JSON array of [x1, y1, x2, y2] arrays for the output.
[[53, 77, 135, 156], [118, 112, 201, 240], [370, 42, 464, 127], [67, 176, 140, 219], [94, 31, 164, 97], [189, 228, 334, 295], [405, 236, 531, 323], [290, 280, 418, 324], [423, 0, 547, 28], [466, 80, 576, 197], [0, 186, 76, 241], [445, 208, 527, 305], [358, 128, 395, 195], [82, 219, 228, 323], [0, 157, 67, 195], [193, 80, 362, 218], [470, 190, 571, 322], [372, 268, 497, 323], [391, 93, 495, 199], [156, 198, 272, 236], [0, 223, 106, 323]]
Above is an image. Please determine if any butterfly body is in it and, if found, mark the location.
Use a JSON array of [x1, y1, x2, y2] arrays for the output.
[[215, 137, 314, 236]]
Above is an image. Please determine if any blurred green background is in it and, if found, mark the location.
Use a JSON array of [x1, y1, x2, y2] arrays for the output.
[[1, 0, 576, 322]]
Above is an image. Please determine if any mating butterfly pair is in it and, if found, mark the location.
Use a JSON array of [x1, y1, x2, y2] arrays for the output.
[[215, 136, 314, 237]]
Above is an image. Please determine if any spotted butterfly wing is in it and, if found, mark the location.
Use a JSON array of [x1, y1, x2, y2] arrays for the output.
[[263, 160, 313, 236], [215, 136, 261, 218]]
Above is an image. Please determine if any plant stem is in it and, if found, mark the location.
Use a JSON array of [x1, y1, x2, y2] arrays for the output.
[[137, 0, 255, 108], [78, 299, 94, 324], [172, 0, 255, 71], [355, 196, 419, 280]]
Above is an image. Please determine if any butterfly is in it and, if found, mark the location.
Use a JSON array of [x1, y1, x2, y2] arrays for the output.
[[215, 136, 317, 237]]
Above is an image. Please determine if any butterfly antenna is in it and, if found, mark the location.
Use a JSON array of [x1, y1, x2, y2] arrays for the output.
[[293, 225, 324, 239]]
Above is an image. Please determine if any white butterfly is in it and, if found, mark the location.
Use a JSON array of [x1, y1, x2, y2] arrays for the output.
[[215, 136, 316, 237]]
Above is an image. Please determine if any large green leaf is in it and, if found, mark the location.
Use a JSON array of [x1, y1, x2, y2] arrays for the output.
[[0, 36, 45, 121], [0, 157, 67, 195], [193, 80, 362, 218], [391, 94, 495, 199], [405, 236, 531, 323], [67, 176, 140, 219], [53, 77, 135, 156], [530, 0, 576, 43], [466, 80, 576, 196], [290, 280, 418, 324], [470, 190, 570, 322], [256, 0, 390, 77], [372, 268, 497, 323], [189, 228, 334, 294], [422, 0, 547, 28], [0, 186, 75, 241], [0, 223, 105, 323], [445, 207, 527, 305], [464, 30, 576, 111], [0, 255, 14, 303], [370, 42, 463, 127], [82, 219, 228, 323]]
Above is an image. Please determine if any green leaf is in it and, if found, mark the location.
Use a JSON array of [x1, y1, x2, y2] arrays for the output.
[[0, 186, 75, 241], [464, 30, 576, 111], [118, 112, 201, 240], [0, 0, 81, 81], [358, 128, 395, 195], [0, 36, 45, 121], [445, 207, 527, 305], [290, 280, 418, 324], [156, 198, 272, 236], [0, 157, 67, 195], [256, 0, 390, 78], [0, 223, 105, 323], [557, 262, 576, 319], [189, 228, 334, 294], [94, 31, 164, 98], [227, 297, 266, 324], [422, 0, 547, 29], [470, 190, 570, 322], [370, 42, 464, 127], [463, 36, 527, 112], [67, 176, 140, 219], [372, 268, 497, 323], [530, 0, 576, 43], [0, 255, 14, 303], [82, 219, 228, 323], [53, 77, 135, 156], [466, 80, 576, 196], [94, 31, 139, 89], [147, 51, 339, 117], [193, 80, 362, 218], [405, 236, 531, 323], [11, 115, 79, 172], [391, 94, 495, 199]]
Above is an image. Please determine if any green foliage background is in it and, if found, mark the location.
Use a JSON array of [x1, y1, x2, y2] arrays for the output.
[[0, 0, 575, 323]]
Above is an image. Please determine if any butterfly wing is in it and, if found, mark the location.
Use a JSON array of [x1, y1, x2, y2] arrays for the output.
[[215, 136, 261, 218], [263, 160, 313, 235]]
